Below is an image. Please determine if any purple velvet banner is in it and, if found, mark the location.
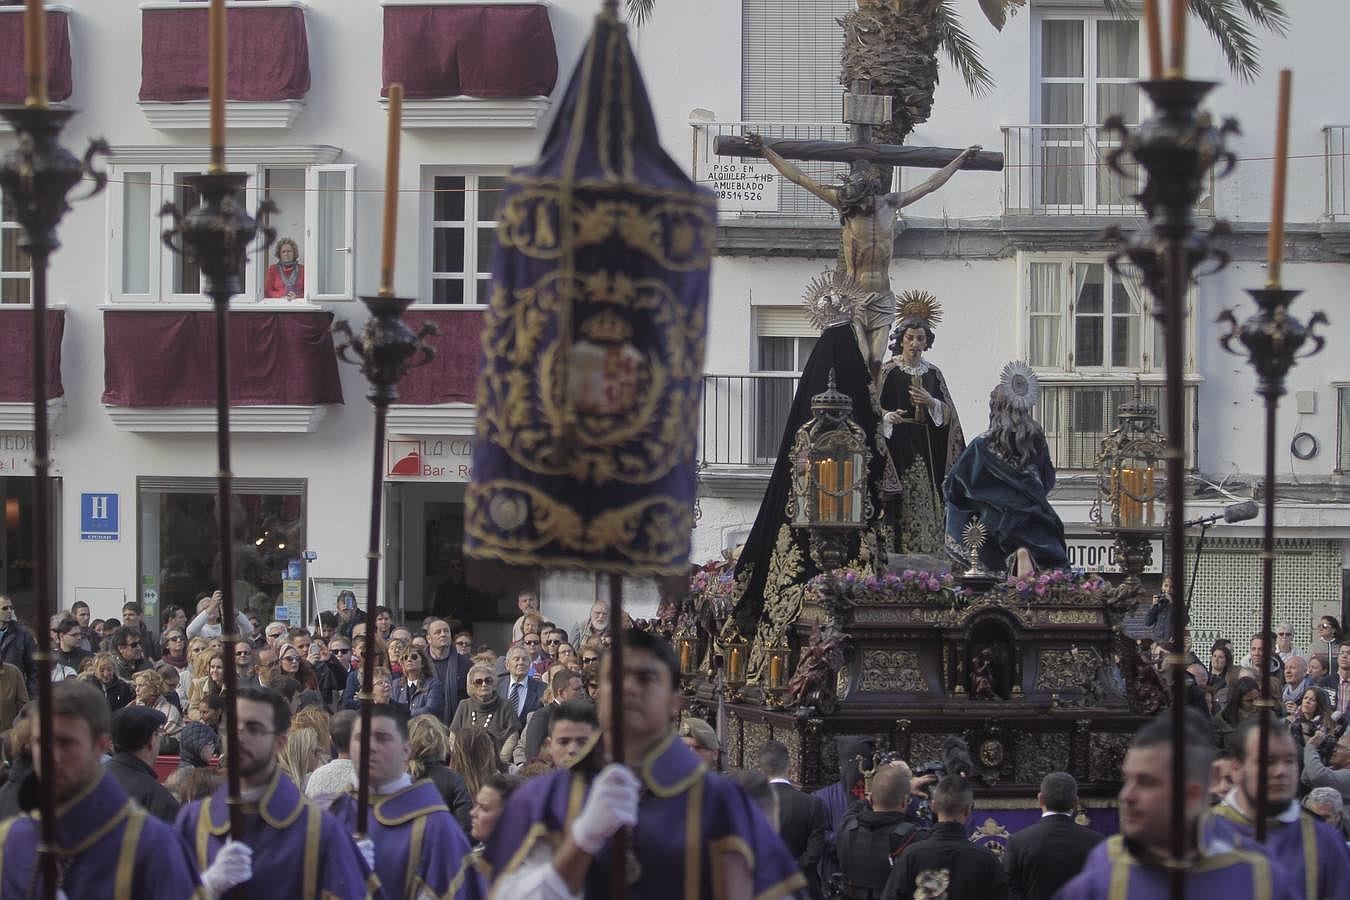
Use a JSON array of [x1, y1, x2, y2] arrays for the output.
[[395, 308, 484, 405], [381, 4, 558, 99], [101, 309, 342, 407], [0, 11, 72, 104], [139, 4, 310, 102], [0, 309, 64, 402]]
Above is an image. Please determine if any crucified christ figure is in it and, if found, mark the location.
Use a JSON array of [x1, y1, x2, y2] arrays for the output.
[[745, 134, 981, 376]]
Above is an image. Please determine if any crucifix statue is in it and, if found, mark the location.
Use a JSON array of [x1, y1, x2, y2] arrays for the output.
[[717, 82, 1003, 377]]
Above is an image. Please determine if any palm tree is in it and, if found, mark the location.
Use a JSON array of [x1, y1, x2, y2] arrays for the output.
[[625, 0, 1287, 144]]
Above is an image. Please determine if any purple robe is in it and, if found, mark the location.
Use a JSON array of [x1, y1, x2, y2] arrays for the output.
[[484, 732, 805, 899], [0, 772, 203, 900], [175, 766, 377, 899], [1052, 834, 1304, 900], [1205, 803, 1350, 900], [329, 780, 485, 900]]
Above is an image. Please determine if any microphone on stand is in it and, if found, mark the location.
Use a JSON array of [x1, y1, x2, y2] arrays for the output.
[[1183, 499, 1259, 528]]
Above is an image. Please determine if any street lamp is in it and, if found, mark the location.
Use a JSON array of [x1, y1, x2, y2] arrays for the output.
[[787, 370, 873, 571], [1091, 383, 1168, 599]]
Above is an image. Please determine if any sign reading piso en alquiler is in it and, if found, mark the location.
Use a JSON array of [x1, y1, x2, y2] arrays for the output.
[[705, 161, 779, 212], [1065, 536, 1164, 574]]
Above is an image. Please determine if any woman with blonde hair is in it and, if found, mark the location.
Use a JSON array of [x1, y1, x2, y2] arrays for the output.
[[131, 668, 183, 753], [278, 726, 329, 793], [449, 724, 500, 801], [407, 715, 472, 831], [188, 651, 226, 707], [186, 636, 209, 678]]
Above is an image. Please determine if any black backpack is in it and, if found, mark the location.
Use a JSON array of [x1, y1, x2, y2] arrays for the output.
[[834, 811, 928, 899]]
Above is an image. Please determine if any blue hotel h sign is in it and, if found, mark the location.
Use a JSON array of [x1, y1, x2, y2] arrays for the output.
[[80, 492, 119, 542]]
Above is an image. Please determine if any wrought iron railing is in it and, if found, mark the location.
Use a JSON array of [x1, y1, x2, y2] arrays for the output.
[[689, 119, 856, 219], [1036, 380, 1198, 471], [700, 372, 801, 468], [1324, 126, 1350, 220], [1001, 124, 1145, 216]]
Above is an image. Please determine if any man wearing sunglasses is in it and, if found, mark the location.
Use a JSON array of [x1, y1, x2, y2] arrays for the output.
[[0, 594, 37, 698], [112, 625, 152, 681]]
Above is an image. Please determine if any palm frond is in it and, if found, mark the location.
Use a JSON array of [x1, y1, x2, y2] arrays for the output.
[[625, 0, 654, 26], [935, 0, 996, 97], [1233, 0, 1289, 34], [1189, 0, 1264, 81], [1101, 0, 1137, 17]]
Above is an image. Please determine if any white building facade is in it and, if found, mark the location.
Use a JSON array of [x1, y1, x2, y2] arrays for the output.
[[0, 0, 1346, 650]]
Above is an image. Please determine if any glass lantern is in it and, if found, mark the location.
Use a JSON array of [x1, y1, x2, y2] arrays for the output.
[[677, 630, 700, 679], [1091, 384, 1167, 532], [787, 370, 873, 568], [721, 622, 749, 697], [763, 632, 791, 706]]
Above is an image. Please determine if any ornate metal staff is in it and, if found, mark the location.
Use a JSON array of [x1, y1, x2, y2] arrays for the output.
[[1104, 47, 1238, 900], [0, 3, 106, 893], [160, 0, 274, 842], [1218, 71, 1326, 842], [332, 84, 437, 836]]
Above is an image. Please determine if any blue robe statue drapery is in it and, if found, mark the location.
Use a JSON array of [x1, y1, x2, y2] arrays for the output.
[[175, 766, 377, 899], [463, 7, 716, 577], [0, 772, 203, 900], [484, 732, 805, 899], [944, 435, 1069, 572], [1052, 833, 1302, 900], [329, 779, 485, 900]]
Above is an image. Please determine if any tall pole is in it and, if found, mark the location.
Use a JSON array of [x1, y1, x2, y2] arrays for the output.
[[608, 573, 627, 900], [0, 101, 107, 900], [1106, 72, 1239, 900]]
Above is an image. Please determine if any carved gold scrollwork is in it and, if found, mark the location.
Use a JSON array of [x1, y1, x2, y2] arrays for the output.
[[1034, 650, 1083, 693], [858, 649, 927, 693]]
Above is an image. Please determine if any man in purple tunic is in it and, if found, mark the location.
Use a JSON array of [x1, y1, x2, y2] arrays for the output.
[[174, 685, 377, 899], [328, 704, 484, 900], [0, 680, 204, 900], [1205, 716, 1350, 900], [1054, 711, 1302, 900], [484, 629, 806, 899]]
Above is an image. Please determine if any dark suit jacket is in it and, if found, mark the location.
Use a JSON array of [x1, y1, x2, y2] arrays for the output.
[[104, 752, 179, 823], [427, 650, 472, 722], [498, 674, 545, 721], [771, 781, 827, 894], [885, 821, 1007, 900], [1003, 812, 1103, 900]]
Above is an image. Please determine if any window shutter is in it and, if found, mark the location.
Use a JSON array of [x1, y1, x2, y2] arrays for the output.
[[755, 306, 818, 338], [742, 0, 855, 121]]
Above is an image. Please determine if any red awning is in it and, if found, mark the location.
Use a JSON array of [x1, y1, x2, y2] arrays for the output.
[[139, 3, 310, 102], [0, 10, 72, 105], [396, 308, 483, 405], [382, 3, 558, 100], [102, 309, 342, 407], [0, 309, 64, 402]]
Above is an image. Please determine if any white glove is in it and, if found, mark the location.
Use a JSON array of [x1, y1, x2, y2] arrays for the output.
[[570, 763, 640, 855], [202, 840, 253, 898], [356, 837, 376, 871]]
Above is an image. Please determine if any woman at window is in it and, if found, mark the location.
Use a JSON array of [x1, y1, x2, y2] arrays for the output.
[[263, 237, 305, 300]]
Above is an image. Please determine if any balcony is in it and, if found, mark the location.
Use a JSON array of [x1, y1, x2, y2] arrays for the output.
[[699, 373, 800, 470], [380, 0, 557, 130], [1036, 379, 1198, 472], [1325, 126, 1350, 220], [138, 1, 310, 130], [387, 307, 484, 435], [0, 307, 64, 430], [0, 4, 72, 113], [101, 307, 342, 433]]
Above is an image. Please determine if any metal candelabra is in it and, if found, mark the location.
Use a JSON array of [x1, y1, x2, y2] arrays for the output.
[[1219, 289, 1327, 840], [0, 105, 106, 900], [1104, 77, 1238, 893], [333, 294, 436, 834], [161, 171, 275, 841]]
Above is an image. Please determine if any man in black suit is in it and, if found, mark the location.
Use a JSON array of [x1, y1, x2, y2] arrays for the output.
[[885, 775, 1007, 900], [498, 644, 545, 721], [1002, 771, 1103, 900], [424, 617, 472, 725], [756, 739, 827, 898]]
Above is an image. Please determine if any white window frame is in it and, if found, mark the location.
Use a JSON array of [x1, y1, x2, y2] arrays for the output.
[[304, 164, 357, 302], [1032, 8, 1142, 212], [0, 194, 31, 304], [1018, 252, 1192, 376], [106, 162, 356, 304], [419, 169, 508, 308], [1337, 384, 1350, 474]]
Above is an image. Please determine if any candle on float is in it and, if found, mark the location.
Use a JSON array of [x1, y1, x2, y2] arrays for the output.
[[842, 458, 854, 521], [1143, 0, 1163, 80], [380, 83, 405, 296], [24, 0, 46, 108], [769, 653, 783, 688], [1168, 0, 1187, 77], [1267, 70, 1293, 288], [208, 0, 226, 170], [679, 639, 691, 674]]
